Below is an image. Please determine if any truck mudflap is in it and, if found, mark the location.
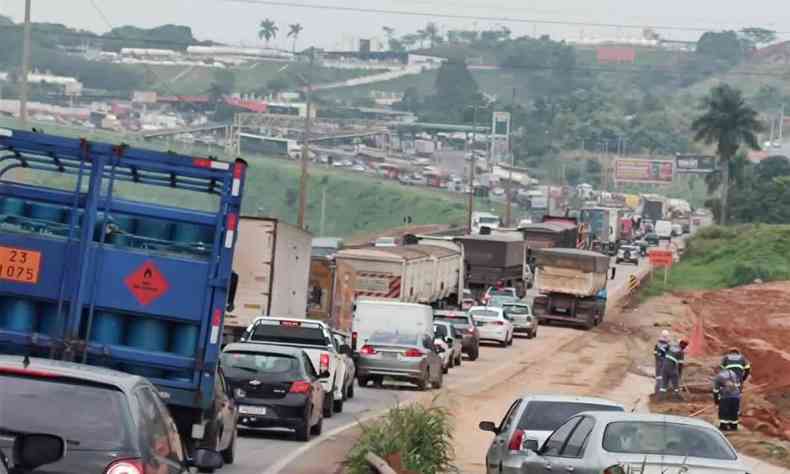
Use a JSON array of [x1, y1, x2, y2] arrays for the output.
[[532, 295, 604, 330]]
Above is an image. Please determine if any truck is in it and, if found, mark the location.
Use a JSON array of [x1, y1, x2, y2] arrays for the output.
[[519, 216, 580, 250], [351, 299, 433, 352], [579, 207, 620, 255], [223, 217, 312, 342], [640, 194, 667, 224], [471, 211, 501, 234], [531, 249, 611, 329], [455, 234, 527, 299], [0, 129, 246, 453], [332, 244, 462, 332]]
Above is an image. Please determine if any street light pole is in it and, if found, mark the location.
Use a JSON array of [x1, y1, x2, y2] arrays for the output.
[[504, 88, 516, 227], [467, 105, 479, 234], [297, 49, 314, 230], [19, 0, 32, 126]]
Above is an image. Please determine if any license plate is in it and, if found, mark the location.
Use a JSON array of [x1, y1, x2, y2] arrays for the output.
[[0, 246, 41, 284], [382, 352, 398, 359], [239, 406, 267, 416]]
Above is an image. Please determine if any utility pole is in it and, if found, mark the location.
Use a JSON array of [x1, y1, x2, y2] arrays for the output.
[[504, 88, 516, 227], [467, 105, 479, 234], [297, 49, 314, 230], [19, 0, 32, 126]]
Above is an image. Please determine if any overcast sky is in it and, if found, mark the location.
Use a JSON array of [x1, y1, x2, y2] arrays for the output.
[[1, 0, 788, 50]]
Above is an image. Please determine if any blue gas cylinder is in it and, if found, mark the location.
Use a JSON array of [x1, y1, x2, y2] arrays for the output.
[[126, 317, 168, 378], [28, 203, 65, 223], [1, 298, 36, 332], [136, 218, 172, 241], [170, 322, 199, 381], [89, 311, 125, 346], [1, 198, 27, 217], [37, 302, 64, 337], [172, 223, 214, 246]]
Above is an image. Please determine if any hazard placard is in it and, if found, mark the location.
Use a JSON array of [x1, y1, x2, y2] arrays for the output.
[[124, 260, 170, 306], [648, 249, 674, 268]]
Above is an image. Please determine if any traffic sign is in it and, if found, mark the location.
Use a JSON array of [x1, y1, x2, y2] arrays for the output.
[[648, 249, 674, 268], [628, 274, 640, 291], [124, 260, 170, 306]]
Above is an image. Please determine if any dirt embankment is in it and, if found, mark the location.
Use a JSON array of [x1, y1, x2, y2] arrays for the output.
[[639, 282, 790, 469]]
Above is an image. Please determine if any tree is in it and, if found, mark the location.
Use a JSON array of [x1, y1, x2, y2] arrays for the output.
[[692, 84, 764, 225], [258, 19, 279, 47], [431, 59, 481, 120], [740, 27, 777, 47], [287, 23, 303, 53], [696, 31, 747, 65], [417, 22, 441, 49]]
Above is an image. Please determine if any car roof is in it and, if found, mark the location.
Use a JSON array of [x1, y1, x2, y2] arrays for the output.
[[469, 306, 504, 314], [520, 394, 625, 408], [581, 411, 716, 428], [252, 316, 328, 329], [0, 355, 147, 393], [223, 342, 306, 357]]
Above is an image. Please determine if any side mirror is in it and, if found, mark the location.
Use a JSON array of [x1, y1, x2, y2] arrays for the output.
[[13, 434, 66, 470], [434, 344, 445, 353], [445, 337, 453, 344], [339, 344, 352, 355], [319, 370, 331, 378], [478, 421, 499, 434], [191, 449, 224, 471], [523, 439, 540, 452]]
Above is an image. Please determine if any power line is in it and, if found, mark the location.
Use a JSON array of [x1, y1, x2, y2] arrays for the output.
[[221, 0, 790, 36]]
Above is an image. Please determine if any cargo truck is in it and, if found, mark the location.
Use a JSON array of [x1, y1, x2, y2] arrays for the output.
[[640, 194, 667, 224], [223, 217, 312, 342], [455, 234, 527, 299], [579, 207, 620, 255], [531, 249, 610, 329], [332, 244, 461, 331], [0, 129, 246, 453]]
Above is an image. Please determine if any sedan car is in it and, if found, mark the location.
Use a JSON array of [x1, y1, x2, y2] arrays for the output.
[[479, 394, 624, 474], [433, 321, 463, 371], [616, 245, 640, 265], [356, 331, 444, 390], [469, 306, 514, 347], [645, 232, 659, 246], [518, 412, 750, 474], [221, 343, 327, 442], [0, 356, 224, 473], [502, 302, 538, 339], [434, 310, 480, 361], [332, 330, 357, 400]]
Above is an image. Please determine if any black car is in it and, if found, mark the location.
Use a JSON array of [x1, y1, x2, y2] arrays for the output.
[[221, 343, 327, 442], [0, 356, 224, 474]]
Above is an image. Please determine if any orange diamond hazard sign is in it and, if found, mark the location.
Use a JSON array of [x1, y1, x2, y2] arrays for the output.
[[124, 260, 170, 306]]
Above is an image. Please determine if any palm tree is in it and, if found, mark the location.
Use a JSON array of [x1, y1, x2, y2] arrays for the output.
[[287, 23, 304, 53], [418, 22, 441, 49], [691, 84, 763, 225], [258, 19, 279, 47], [382, 26, 395, 40]]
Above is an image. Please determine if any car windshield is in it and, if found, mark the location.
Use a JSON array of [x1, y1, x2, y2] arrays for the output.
[[479, 217, 499, 224], [221, 352, 299, 376], [434, 324, 449, 338], [470, 309, 501, 319], [518, 401, 623, 431], [435, 315, 471, 328], [489, 295, 518, 307], [0, 375, 132, 451], [369, 332, 420, 346], [503, 305, 530, 315], [488, 289, 514, 297], [250, 322, 329, 346], [603, 421, 737, 460]]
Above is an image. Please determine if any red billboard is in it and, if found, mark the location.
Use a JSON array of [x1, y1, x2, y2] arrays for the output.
[[597, 46, 637, 64], [614, 159, 674, 184]]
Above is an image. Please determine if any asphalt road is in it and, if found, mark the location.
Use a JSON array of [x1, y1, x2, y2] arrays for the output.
[[223, 255, 649, 474]]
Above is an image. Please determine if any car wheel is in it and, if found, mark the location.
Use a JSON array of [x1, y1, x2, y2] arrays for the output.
[[507, 333, 514, 346], [295, 410, 312, 442], [347, 379, 355, 399], [221, 428, 236, 465], [333, 395, 344, 413], [442, 362, 449, 374], [455, 353, 462, 366], [323, 393, 333, 418], [469, 346, 479, 361], [311, 413, 323, 436], [416, 370, 429, 391], [499, 338, 508, 348]]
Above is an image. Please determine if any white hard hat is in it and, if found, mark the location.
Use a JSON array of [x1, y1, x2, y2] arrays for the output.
[[659, 330, 670, 342]]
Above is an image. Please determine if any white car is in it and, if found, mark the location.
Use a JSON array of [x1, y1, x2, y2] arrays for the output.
[[469, 306, 513, 347]]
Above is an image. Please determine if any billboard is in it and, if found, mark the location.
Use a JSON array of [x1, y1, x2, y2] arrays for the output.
[[492, 112, 511, 137], [614, 158, 674, 184], [675, 154, 717, 174]]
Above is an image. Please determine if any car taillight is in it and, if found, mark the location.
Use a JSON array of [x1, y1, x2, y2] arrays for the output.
[[351, 331, 358, 350], [360, 345, 377, 356], [494, 321, 505, 326], [320, 353, 330, 372], [467, 326, 475, 334], [290, 381, 312, 394], [105, 459, 144, 474], [403, 348, 424, 357], [508, 429, 525, 451]]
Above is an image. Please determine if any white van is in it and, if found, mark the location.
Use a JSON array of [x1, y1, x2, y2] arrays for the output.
[[655, 220, 673, 241], [472, 212, 501, 234], [351, 300, 434, 352]]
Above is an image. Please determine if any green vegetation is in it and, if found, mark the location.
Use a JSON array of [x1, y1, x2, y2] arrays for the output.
[[346, 402, 455, 474], [642, 225, 790, 298]]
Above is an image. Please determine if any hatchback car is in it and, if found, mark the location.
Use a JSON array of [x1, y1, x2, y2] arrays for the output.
[[0, 356, 224, 474], [433, 321, 463, 371], [356, 331, 444, 390], [435, 310, 480, 361], [479, 394, 624, 474], [518, 412, 750, 474], [470, 306, 514, 347], [616, 245, 640, 265], [502, 302, 538, 339], [221, 343, 327, 442]]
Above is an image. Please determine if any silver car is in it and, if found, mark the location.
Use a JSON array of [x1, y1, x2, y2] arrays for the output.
[[480, 395, 624, 474], [470, 306, 514, 347], [433, 321, 463, 371], [503, 303, 538, 339], [355, 331, 444, 391], [518, 412, 751, 474]]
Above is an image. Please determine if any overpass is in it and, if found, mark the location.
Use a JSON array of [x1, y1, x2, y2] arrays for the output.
[[139, 123, 229, 140]]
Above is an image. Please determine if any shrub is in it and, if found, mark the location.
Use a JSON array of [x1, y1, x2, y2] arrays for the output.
[[345, 402, 455, 474]]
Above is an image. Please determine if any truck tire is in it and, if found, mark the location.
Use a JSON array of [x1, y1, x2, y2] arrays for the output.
[[221, 428, 237, 465], [323, 393, 333, 418]]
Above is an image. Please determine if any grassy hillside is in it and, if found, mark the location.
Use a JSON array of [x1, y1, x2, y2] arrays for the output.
[[644, 225, 790, 297]]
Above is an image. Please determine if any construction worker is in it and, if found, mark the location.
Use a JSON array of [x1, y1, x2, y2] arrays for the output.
[[713, 367, 743, 431], [720, 347, 751, 386], [653, 330, 671, 394], [660, 339, 686, 400]]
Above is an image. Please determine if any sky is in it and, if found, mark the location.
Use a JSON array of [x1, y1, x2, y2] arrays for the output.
[[1, 0, 788, 51]]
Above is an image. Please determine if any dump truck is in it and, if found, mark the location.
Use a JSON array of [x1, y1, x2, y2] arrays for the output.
[[223, 217, 312, 342], [579, 206, 620, 255], [531, 248, 611, 329], [455, 234, 527, 299], [0, 128, 246, 453]]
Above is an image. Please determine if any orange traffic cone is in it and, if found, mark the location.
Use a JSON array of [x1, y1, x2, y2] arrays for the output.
[[686, 317, 707, 358]]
